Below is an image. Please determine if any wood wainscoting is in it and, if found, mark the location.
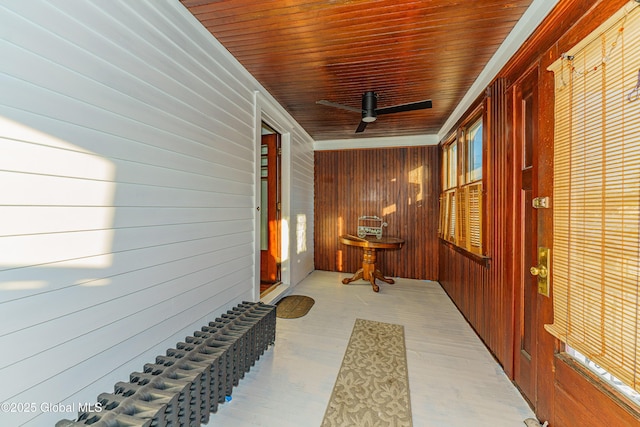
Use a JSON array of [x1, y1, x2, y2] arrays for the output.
[[438, 76, 515, 374], [314, 146, 440, 281]]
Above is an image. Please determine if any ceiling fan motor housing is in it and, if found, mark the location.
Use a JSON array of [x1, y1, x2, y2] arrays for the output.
[[362, 91, 378, 122], [316, 91, 431, 133]]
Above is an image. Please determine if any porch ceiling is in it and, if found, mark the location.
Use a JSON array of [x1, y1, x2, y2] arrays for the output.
[[181, 0, 539, 141]]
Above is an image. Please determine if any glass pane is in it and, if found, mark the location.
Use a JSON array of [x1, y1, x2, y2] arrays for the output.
[[448, 142, 457, 189], [468, 120, 482, 182], [523, 94, 534, 168], [261, 145, 268, 177]]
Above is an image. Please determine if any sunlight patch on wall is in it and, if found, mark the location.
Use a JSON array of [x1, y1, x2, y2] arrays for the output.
[[382, 204, 397, 216], [296, 214, 307, 254], [337, 215, 345, 270], [0, 117, 116, 268], [0, 280, 47, 291], [75, 278, 113, 287], [281, 218, 290, 263], [408, 166, 424, 205]]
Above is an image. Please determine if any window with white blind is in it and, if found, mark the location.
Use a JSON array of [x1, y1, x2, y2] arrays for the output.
[[545, 0, 640, 401], [439, 113, 484, 255]]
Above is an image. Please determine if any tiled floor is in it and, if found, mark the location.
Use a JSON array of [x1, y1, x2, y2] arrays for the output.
[[205, 270, 536, 426]]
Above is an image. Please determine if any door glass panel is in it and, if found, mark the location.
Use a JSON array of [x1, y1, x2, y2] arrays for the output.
[[523, 94, 534, 168]]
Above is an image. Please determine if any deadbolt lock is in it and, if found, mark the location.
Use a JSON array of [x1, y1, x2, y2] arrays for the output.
[[530, 247, 550, 297]]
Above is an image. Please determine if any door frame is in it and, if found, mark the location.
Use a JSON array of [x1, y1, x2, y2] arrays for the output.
[[253, 91, 292, 303], [260, 130, 281, 287], [511, 65, 540, 408]]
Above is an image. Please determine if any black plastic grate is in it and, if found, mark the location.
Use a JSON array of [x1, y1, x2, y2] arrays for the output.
[[56, 301, 276, 427]]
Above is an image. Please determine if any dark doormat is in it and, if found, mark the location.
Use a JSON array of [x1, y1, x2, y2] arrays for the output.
[[276, 295, 315, 319]]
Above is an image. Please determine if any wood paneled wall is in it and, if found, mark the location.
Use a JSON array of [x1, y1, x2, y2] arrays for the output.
[[438, 1, 639, 426], [314, 146, 440, 281], [439, 78, 514, 371]]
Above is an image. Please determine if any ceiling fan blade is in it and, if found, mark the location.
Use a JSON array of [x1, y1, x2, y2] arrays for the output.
[[376, 99, 432, 115], [316, 100, 362, 113], [355, 121, 368, 133]]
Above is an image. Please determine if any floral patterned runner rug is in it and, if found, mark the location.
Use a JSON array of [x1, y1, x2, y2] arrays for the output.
[[321, 318, 412, 427]]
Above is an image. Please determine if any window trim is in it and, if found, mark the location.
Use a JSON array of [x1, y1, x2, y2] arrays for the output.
[[439, 106, 486, 257], [463, 116, 483, 184]]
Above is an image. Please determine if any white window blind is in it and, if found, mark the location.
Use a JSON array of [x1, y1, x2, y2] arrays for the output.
[[456, 183, 483, 254], [545, 0, 640, 394], [439, 190, 456, 243]]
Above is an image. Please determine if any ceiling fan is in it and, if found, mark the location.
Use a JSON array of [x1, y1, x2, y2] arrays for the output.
[[316, 91, 432, 133]]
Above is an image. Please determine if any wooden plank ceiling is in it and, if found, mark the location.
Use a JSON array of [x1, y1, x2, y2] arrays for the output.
[[181, 0, 534, 141]]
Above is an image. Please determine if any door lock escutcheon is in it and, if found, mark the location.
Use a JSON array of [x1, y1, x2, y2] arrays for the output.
[[530, 247, 550, 297]]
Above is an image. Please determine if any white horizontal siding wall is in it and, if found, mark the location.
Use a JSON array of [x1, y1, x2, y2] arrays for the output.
[[0, 1, 314, 425], [289, 126, 315, 284]]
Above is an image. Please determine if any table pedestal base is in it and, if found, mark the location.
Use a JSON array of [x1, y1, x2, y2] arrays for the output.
[[341, 247, 395, 292]]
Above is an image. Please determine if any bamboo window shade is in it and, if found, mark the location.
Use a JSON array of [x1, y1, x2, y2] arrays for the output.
[[545, 0, 640, 393], [457, 187, 468, 243], [466, 183, 482, 253], [456, 183, 483, 254]]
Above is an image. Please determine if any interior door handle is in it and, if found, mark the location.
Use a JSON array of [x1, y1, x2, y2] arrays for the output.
[[529, 265, 548, 278]]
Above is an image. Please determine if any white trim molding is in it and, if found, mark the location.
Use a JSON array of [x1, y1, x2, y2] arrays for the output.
[[437, 0, 561, 141], [314, 134, 439, 151]]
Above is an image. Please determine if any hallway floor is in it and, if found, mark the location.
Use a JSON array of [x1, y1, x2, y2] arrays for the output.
[[205, 271, 535, 426]]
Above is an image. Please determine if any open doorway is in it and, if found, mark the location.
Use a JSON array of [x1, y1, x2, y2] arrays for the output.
[[260, 122, 282, 296]]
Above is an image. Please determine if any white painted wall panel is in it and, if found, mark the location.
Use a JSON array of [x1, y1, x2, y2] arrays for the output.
[[289, 128, 316, 285], [0, 0, 314, 425], [0, 108, 254, 179]]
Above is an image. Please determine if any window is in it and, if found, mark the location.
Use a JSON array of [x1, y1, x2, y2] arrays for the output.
[[545, 0, 640, 402], [439, 112, 484, 255], [466, 119, 483, 183], [439, 139, 458, 243], [444, 141, 457, 190]]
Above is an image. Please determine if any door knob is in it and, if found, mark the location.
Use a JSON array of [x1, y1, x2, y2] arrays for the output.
[[530, 265, 548, 278]]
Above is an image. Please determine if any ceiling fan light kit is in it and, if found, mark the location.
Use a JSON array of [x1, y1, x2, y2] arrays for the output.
[[361, 91, 378, 123], [317, 91, 432, 133]]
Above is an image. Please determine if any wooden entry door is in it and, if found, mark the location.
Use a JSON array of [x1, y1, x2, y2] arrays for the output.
[[260, 132, 281, 285], [512, 68, 538, 407]]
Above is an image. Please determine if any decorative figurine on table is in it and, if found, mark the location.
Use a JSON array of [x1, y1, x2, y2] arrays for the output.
[[357, 215, 387, 239]]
